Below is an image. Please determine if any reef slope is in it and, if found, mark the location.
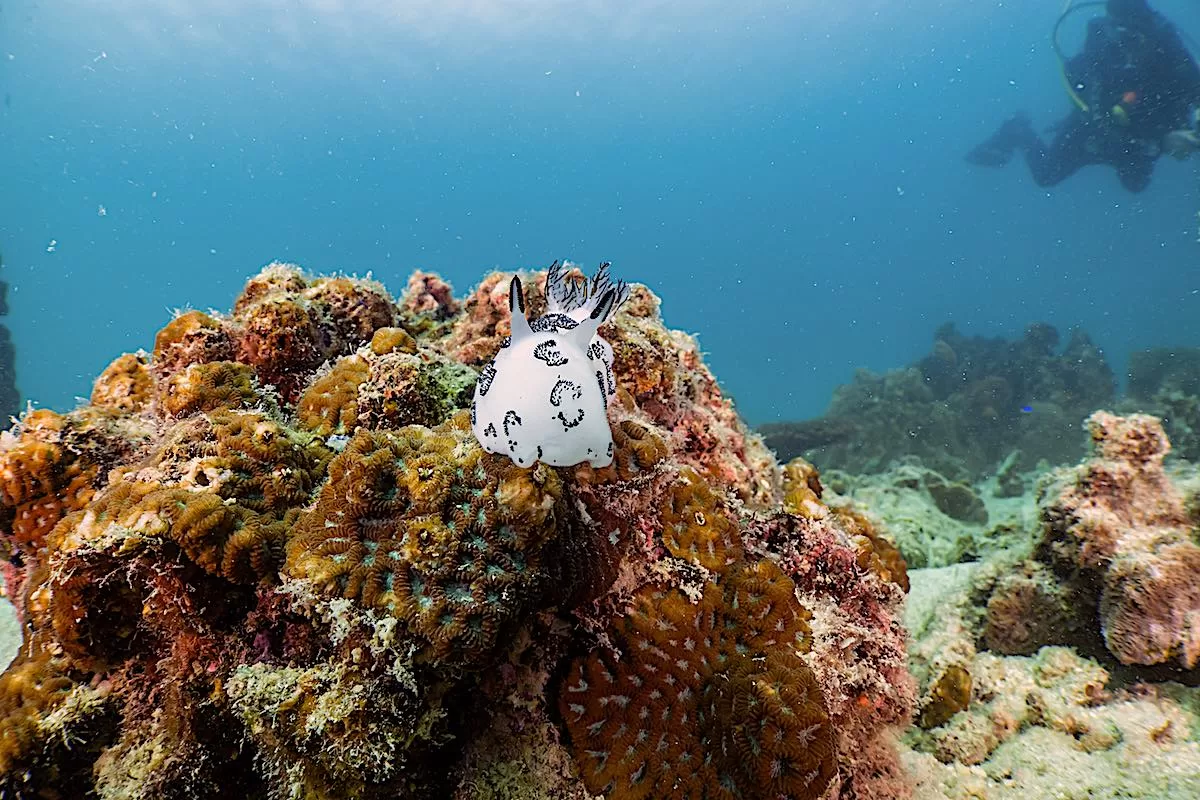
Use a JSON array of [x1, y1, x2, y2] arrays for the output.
[[0, 263, 914, 800]]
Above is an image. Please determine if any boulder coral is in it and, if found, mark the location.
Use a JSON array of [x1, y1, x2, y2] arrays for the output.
[[1038, 411, 1200, 671], [0, 261, 913, 799]]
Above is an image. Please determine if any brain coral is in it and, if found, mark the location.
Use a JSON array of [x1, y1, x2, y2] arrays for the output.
[[231, 263, 401, 403], [296, 331, 475, 438], [285, 413, 569, 668], [0, 262, 914, 800], [91, 352, 154, 413], [152, 310, 235, 377], [559, 558, 834, 800]]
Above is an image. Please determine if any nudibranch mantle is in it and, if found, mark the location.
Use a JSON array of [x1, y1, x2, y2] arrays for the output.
[[471, 261, 629, 468]]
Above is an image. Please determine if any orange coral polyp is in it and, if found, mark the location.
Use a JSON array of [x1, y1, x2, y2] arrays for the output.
[[159, 361, 259, 418], [0, 440, 65, 509], [660, 468, 740, 571], [369, 326, 418, 356], [152, 310, 234, 377], [296, 355, 370, 436], [91, 353, 154, 412]]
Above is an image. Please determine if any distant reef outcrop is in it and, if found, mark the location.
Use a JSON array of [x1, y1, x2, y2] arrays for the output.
[[761, 322, 1115, 478], [1118, 346, 1200, 461], [0, 254, 18, 425]]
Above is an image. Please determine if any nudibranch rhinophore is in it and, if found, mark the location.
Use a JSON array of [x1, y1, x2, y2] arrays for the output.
[[471, 261, 629, 468]]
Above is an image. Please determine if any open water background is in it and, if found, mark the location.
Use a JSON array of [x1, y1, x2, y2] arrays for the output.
[[1, 0, 1197, 423]]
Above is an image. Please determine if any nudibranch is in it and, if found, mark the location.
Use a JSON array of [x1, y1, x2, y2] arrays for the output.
[[471, 261, 629, 468]]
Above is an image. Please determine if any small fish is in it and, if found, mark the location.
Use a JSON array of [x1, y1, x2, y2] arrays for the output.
[[1020, 405, 1034, 413]]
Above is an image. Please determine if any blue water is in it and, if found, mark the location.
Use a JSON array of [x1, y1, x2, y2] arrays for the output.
[[1, 0, 1197, 424]]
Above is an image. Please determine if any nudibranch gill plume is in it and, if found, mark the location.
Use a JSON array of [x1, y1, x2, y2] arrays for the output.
[[471, 261, 629, 468]]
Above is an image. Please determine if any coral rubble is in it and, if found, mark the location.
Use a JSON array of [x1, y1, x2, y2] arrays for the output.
[[904, 563, 1200, 800], [0, 262, 913, 799], [818, 460, 1033, 570], [901, 411, 1200, 798]]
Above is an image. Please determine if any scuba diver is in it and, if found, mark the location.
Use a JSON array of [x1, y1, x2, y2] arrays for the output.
[[966, 0, 1200, 192]]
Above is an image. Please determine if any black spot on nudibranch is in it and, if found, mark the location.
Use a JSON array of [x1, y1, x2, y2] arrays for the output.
[[470, 403, 477, 426], [603, 363, 616, 396], [557, 409, 585, 430], [586, 341, 605, 361], [606, 441, 614, 457], [484, 422, 497, 439], [595, 370, 608, 408], [503, 410, 523, 437], [533, 339, 568, 367], [536, 445, 543, 461], [530, 314, 578, 334], [549, 379, 584, 407], [477, 362, 497, 397]]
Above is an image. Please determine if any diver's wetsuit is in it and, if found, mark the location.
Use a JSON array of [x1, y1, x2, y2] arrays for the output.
[[968, 0, 1200, 192]]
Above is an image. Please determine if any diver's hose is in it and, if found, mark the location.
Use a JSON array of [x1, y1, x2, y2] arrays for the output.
[[1053, 1, 1106, 112], [1052, 0, 1107, 64]]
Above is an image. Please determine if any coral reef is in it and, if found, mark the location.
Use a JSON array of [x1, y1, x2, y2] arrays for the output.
[[1037, 411, 1200, 671], [0, 263, 913, 799], [1122, 346, 1200, 461], [560, 561, 835, 800], [1127, 347, 1200, 400], [762, 321, 1115, 478], [91, 353, 154, 413], [0, 254, 19, 425]]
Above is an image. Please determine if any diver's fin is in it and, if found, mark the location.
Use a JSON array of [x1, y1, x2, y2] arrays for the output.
[[966, 113, 1035, 168]]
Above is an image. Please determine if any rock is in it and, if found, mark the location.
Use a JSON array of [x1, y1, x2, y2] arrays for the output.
[[925, 473, 988, 525]]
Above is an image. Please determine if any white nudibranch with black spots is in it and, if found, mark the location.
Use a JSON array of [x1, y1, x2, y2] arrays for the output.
[[471, 261, 629, 468]]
